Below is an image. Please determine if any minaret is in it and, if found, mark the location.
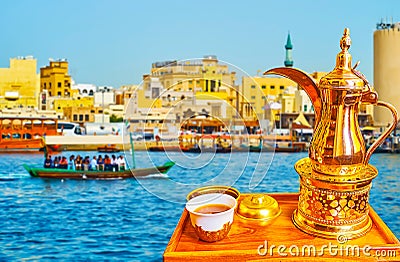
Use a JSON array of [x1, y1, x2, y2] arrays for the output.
[[284, 32, 293, 67]]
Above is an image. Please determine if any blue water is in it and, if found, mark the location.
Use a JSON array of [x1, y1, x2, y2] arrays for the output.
[[0, 151, 398, 261]]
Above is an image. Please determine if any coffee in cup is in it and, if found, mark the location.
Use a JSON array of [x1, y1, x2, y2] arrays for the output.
[[186, 193, 237, 242]]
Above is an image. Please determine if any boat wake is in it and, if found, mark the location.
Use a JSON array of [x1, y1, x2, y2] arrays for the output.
[[0, 173, 31, 181], [136, 173, 170, 180]]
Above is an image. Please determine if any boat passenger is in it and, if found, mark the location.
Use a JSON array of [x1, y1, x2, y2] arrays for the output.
[[83, 156, 90, 171], [44, 155, 52, 168], [59, 156, 68, 169], [90, 156, 97, 170], [111, 155, 118, 171], [68, 155, 75, 170], [53, 156, 59, 168], [117, 155, 126, 171], [104, 155, 111, 171], [75, 155, 82, 170], [97, 155, 105, 171]]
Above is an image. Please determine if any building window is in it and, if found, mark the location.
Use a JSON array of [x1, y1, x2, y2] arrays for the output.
[[262, 85, 266, 89], [79, 114, 83, 121], [57, 92, 61, 96], [280, 85, 284, 90], [44, 83, 46, 88], [49, 83, 52, 88], [210, 80, 216, 92], [73, 115, 78, 121], [251, 96, 256, 100], [57, 106, 61, 110], [271, 85, 275, 89], [58, 82, 62, 87], [85, 114, 89, 121], [251, 85, 256, 89], [188, 80, 193, 84], [304, 105, 308, 112]]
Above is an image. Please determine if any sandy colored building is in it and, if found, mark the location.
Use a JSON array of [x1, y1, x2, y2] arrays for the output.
[[141, 55, 238, 119], [40, 59, 72, 98], [241, 76, 297, 119], [52, 96, 94, 114], [0, 56, 40, 109], [373, 21, 400, 126]]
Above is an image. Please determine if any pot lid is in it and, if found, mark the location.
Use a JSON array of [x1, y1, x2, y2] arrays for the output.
[[319, 28, 366, 89]]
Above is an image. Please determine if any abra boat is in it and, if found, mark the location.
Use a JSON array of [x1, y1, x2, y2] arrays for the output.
[[23, 133, 175, 179], [0, 116, 59, 152], [23, 161, 175, 179]]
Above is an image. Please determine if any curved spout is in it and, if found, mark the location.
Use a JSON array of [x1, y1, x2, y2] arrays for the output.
[[263, 67, 322, 125]]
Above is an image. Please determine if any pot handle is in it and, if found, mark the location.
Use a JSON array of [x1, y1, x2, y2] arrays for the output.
[[364, 101, 398, 164]]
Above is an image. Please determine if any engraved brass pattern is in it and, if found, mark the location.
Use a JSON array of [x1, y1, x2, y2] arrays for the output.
[[193, 222, 232, 242], [298, 182, 371, 226]]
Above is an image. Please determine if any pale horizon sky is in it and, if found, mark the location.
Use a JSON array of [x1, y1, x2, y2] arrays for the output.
[[1, 0, 399, 87]]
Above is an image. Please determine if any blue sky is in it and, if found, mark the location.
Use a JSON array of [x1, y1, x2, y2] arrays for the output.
[[0, 0, 398, 87]]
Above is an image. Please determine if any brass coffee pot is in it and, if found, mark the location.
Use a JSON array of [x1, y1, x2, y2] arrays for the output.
[[264, 28, 398, 239]]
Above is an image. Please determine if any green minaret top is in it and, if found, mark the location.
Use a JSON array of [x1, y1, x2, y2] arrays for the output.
[[284, 32, 293, 67], [285, 33, 293, 49]]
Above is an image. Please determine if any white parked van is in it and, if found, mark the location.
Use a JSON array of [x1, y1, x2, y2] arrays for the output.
[[57, 122, 85, 136]]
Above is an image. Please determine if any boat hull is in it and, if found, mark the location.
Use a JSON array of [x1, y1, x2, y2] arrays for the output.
[[181, 147, 231, 153], [0, 138, 44, 152], [23, 161, 175, 179]]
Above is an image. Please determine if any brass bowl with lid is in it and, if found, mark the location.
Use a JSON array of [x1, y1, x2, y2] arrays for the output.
[[237, 194, 281, 221]]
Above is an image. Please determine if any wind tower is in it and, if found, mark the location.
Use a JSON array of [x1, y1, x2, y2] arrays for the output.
[[284, 32, 294, 67]]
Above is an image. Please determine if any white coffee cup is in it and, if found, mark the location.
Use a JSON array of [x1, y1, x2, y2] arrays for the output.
[[186, 193, 237, 242]]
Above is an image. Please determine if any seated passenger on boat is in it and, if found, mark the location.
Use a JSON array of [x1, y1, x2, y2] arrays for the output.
[[90, 156, 97, 170], [59, 156, 68, 169], [53, 156, 60, 168], [83, 156, 90, 171], [75, 155, 83, 170], [44, 155, 52, 168], [104, 155, 111, 171], [97, 155, 105, 171], [68, 155, 75, 170], [111, 155, 118, 171], [117, 155, 126, 171]]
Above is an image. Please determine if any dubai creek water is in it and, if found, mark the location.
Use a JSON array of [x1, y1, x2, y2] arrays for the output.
[[0, 151, 399, 261]]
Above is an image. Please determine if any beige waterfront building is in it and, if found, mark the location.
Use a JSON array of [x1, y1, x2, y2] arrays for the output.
[[141, 56, 238, 120], [373, 21, 400, 126], [0, 56, 40, 109], [40, 59, 73, 98]]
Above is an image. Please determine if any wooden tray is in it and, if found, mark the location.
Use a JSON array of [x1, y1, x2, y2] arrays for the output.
[[164, 193, 400, 261]]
